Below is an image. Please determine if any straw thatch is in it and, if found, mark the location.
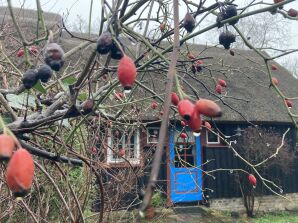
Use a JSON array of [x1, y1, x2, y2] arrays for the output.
[[1, 7, 297, 124]]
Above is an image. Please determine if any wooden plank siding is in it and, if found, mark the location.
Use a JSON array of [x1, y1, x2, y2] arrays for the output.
[[93, 123, 297, 211], [202, 123, 298, 199]]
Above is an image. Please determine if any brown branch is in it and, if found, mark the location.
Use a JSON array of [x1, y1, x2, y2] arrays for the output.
[[73, 154, 105, 223], [119, 0, 129, 18], [34, 161, 76, 222], [0, 85, 25, 95], [20, 140, 83, 166], [19, 200, 39, 223], [62, 19, 97, 43], [254, 128, 290, 167], [54, 163, 85, 223], [139, 0, 180, 215]]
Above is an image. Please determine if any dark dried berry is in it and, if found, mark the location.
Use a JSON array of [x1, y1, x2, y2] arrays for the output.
[[219, 31, 236, 49], [22, 69, 38, 89], [273, 0, 284, 9], [96, 31, 113, 54], [288, 8, 298, 17], [196, 65, 202, 72], [44, 43, 65, 71], [111, 40, 124, 60], [183, 13, 196, 33], [217, 5, 238, 26], [81, 99, 94, 113], [37, 64, 53, 83], [48, 60, 64, 71], [269, 7, 278, 15], [195, 60, 203, 72], [191, 65, 196, 74], [225, 5, 237, 18], [225, 5, 238, 25]]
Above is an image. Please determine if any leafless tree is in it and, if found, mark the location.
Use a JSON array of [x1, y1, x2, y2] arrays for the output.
[[235, 126, 295, 217]]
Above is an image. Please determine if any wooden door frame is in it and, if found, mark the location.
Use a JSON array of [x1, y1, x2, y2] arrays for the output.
[[166, 127, 205, 205]]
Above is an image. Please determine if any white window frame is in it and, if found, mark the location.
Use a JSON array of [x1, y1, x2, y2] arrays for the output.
[[206, 131, 220, 144], [107, 129, 140, 165], [147, 127, 160, 144]]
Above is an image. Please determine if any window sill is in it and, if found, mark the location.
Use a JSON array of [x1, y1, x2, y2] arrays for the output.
[[203, 144, 227, 148], [106, 160, 142, 168]]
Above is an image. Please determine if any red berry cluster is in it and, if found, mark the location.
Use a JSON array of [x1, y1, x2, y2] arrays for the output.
[[215, 79, 227, 94]]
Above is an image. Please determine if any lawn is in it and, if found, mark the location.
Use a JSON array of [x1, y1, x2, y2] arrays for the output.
[[253, 211, 298, 223], [85, 208, 298, 222]]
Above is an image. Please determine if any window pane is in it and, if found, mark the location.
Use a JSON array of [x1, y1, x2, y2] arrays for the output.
[[174, 143, 195, 168], [147, 128, 159, 143], [108, 128, 139, 164], [207, 131, 219, 143]]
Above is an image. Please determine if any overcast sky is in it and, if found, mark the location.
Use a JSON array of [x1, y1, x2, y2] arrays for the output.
[[1, 0, 297, 44], [1, 0, 298, 72]]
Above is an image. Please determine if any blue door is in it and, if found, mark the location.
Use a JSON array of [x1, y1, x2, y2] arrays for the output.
[[169, 128, 202, 203]]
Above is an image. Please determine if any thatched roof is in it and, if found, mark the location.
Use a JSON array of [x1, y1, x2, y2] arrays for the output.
[[0, 6, 62, 28], [1, 7, 297, 124], [175, 45, 298, 123], [91, 42, 298, 124]]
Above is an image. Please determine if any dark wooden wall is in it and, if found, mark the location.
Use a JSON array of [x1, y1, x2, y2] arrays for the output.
[[94, 122, 298, 211], [203, 123, 298, 199]]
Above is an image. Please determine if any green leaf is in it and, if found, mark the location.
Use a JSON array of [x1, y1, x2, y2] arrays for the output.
[[8, 100, 23, 109], [6, 93, 36, 110], [77, 92, 88, 101], [2, 114, 13, 124], [62, 76, 77, 85], [61, 76, 77, 92], [33, 80, 47, 94]]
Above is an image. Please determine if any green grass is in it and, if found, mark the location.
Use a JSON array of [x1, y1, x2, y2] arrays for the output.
[[151, 192, 166, 208], [253, 211, 298, 223], [82, 209, 298, 223]]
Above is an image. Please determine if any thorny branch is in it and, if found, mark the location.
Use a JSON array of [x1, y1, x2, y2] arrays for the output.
[[139, 0, 180, 215]]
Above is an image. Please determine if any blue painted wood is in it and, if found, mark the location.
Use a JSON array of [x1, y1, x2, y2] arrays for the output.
[[170, 128, 203, 202]]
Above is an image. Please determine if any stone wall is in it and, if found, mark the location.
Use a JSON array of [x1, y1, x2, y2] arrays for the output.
[[209, 193, 298, 213]]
